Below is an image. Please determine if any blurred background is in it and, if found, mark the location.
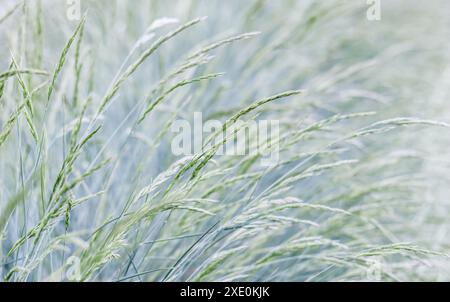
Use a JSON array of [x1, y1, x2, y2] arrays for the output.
[[1, 0, 450, 281]]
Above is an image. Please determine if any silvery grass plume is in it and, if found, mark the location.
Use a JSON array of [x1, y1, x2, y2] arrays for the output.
[[1, 0, 450, 281]]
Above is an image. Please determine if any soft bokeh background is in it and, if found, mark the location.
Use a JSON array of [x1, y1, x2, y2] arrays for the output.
[[1, 0, 450, 281]]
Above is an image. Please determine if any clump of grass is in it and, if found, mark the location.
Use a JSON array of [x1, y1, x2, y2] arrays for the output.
[[1, 0, 450, 282]]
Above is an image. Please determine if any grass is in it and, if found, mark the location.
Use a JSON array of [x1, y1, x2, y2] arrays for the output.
[[1, 0, 450, 282]]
